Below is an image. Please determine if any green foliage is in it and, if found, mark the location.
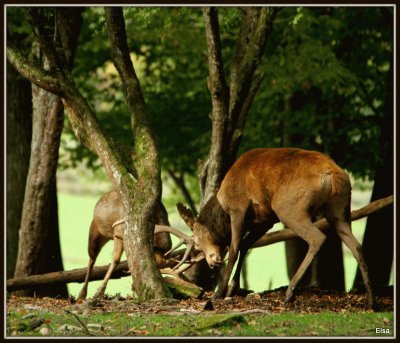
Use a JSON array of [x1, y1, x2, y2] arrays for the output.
[[242, 7, 392, 180], [14, 6, 390, 183]]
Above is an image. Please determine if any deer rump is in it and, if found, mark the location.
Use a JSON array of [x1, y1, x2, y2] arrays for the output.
[[178, 148, 374, 308], [78, 191, 172, 300]]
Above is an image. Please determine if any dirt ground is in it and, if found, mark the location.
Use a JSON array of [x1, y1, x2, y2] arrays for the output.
[[6, 286, 393, 316]]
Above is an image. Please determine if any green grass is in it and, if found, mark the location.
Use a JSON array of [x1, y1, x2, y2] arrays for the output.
[[6, 308, 394, 337], [57, 191, 391, 299]]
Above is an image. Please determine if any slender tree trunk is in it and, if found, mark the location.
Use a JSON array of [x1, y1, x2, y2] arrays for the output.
[[6, 62, 32, 279], [188, 8, 276, 290]]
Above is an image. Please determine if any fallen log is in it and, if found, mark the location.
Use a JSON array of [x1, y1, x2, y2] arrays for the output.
[[6, 195, 393, 292], [7, 261, 131, 291]]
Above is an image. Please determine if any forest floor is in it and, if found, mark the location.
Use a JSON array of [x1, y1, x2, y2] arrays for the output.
[[6, 286, 394, 337]]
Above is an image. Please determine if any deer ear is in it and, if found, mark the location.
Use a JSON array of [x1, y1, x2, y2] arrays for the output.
[[177, 203, 196, 231]]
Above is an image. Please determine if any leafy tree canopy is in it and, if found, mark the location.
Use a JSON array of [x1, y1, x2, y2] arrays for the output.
[[9, 6, 393, 184]]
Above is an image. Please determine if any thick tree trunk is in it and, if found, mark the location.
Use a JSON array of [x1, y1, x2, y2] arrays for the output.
[[353, 64, 393, 289], [13, 82, 67, 297], [6, 62, 32, 279], [105, 8, 171, 300], [12, 9, 83, 298], [283, 93, 344, 292]]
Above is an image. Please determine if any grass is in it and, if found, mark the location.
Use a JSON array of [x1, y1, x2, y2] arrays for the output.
[[6, 308, 394, 337], [57, 189, 383, 299]]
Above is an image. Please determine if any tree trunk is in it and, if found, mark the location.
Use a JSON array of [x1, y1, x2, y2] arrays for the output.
[[12, 9, 83, 297], [13, 80, 67, 297], [188, 7, 276, 291], [6, 62, 32, 279], [105, 8, 171, 300], [200, 8, 276, 206], [353, 63, 393, 290], [283, 93, 344, 292]]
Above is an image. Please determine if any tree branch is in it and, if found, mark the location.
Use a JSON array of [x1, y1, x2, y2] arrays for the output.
[[229, 71, 265, 156], [200, 7, 231, 205], [104, 7, 149, 132], [203, 7, 229, 122], [252, 195, 394, 248], [25, 8, 66, 75], [229, 7, 276, 131], [6, 46, 65, 97]]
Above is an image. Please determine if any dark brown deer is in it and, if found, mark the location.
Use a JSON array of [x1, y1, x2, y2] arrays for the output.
[[78, 190, 194, 300], [176, 148, 374, 308]]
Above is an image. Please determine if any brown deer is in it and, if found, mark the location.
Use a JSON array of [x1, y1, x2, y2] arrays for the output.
[[78, 190, 194, 300], [175, 148, 374, 308]]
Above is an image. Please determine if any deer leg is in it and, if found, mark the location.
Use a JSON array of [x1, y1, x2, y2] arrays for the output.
[[334, 219, 374, 309], [94, 235, 124, 299], [214, 210, 246, 299], [78, 258, 96, 300], [227, 224, 271, 297], [279, 215, 326, 304], [78, 224, 108, 300]]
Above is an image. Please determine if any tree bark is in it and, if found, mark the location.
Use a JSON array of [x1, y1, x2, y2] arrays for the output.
[[105, 8, 171, 300], [200, 8, 276, 206], [6, 62, 32, 279], [13, 70, 67, 297], [8, 7, 171, 301], [189, 8, 276, 290], [12, 9, 82, 298], [353, 62, 393, 289]]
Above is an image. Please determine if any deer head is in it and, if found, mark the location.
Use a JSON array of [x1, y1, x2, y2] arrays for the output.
[[176, 202, 229, 269]]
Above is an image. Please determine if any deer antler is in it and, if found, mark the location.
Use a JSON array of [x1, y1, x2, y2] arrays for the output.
[[154, 225, 197, 270]]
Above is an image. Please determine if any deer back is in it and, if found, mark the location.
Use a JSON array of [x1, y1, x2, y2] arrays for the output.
[[216, 148, 351, 222]]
